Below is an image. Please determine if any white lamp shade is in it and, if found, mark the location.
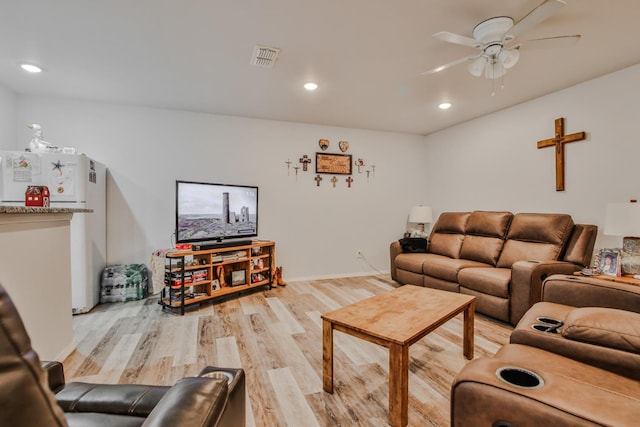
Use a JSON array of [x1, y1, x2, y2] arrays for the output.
[[499, 48, 520, 69], [604, 202, 640, 236], [468, 56, 486, 77], [409, 206, 434, 224]]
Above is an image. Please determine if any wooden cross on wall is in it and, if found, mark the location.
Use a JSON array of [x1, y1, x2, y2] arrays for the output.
[[537, 117, 586, 191]]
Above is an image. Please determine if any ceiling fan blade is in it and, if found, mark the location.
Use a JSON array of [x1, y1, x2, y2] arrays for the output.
[[420, 55, 480, 75], [518, 34, 581, 49], [433, 31, 480, 48], [506, 0, 566, 40]]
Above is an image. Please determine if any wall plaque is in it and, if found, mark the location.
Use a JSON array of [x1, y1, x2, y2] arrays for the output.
[[315, 153, 352, 175]]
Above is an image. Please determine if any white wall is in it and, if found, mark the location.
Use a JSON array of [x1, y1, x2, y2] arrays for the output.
[[423, 64, 640, 253], [0, 83, 17, 147], [5, 64, 639, 282], [13, 98, 426, 280]]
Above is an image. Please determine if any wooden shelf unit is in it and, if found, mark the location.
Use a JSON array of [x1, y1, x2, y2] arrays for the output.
[[160, 240, 275, 315]]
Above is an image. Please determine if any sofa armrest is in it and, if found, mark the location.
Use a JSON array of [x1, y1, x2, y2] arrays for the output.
[[143, 377, 229, 427], [541, 274, 640, 313], [41, 361, 65, 393], [510, 261, 581, 324], [390, 240, 403, 281], [56, 382, 170, 416]]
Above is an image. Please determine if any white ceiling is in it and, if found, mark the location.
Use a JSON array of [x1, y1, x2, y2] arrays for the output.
[[1, 1, 639, 136]]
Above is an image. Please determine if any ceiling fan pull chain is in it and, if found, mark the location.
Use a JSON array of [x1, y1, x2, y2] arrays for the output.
[[491, 62, 496, 96]]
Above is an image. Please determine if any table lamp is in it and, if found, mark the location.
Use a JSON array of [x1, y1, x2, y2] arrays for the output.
[[409, 205, 434, 235], [604, 200, 640, 275]]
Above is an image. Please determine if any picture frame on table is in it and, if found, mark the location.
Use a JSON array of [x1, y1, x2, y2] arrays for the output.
[[595, 248, 621, 277]]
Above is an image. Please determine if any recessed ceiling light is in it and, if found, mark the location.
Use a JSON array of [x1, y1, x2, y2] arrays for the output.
[[304, 82, 318, 91], [438, 102, 452, 110], [20, 64, 42, 73]]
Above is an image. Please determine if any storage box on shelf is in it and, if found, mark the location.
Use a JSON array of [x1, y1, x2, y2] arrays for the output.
[[160, 240, 275, 315]]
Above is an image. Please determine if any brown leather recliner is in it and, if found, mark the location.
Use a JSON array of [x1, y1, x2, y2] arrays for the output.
[[451, 275, 640, 426], [0, 283, 245, 427], [510, 274, 640, 380]]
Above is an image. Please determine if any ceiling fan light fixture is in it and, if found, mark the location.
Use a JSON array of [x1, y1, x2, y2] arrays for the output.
[[485, 60, 506, 79], [499, 49, 520, 69], [468, 56, 486, 77]]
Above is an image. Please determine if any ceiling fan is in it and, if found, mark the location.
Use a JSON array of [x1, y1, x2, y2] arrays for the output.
[[422, 0, 580, 79]]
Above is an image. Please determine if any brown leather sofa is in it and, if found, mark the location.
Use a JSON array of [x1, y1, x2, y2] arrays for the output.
[[390, 211, 597, 324], [0, 283, 245, 427], [451, 274, 640, 426]]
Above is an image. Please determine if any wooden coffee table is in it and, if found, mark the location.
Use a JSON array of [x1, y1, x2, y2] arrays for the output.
[[322, 285, 476, 427]]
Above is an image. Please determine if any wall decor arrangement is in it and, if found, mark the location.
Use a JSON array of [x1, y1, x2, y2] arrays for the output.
[[285, 139, 376, 188]]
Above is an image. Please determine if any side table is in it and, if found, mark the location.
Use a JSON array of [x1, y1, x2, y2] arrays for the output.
[[572, 272, 640, 287]]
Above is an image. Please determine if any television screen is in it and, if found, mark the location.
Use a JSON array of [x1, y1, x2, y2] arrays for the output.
[[176, 180, 258, 243]]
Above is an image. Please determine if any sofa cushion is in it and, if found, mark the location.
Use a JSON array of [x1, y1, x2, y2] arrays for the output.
[[459, 211, 512, 266], [458, 267, 511, 298], [430, 211, 470, 235], [497, 240, 563, 268], [497, 212, 574, 268], [562, 307, 640, 353], [465, 211, 513, 238], [422, 255, 491, 283], [394, 253, 430, 274], [460, 235, 505, 266], [562, 224, 598, 266], [428, 212, 469, 258], [506, 213, 574, 245]]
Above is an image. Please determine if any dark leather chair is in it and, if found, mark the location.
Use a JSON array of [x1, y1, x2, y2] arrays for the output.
[[0, 283, 245, 427]]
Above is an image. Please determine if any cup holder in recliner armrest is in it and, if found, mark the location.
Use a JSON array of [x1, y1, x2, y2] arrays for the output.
[[496, 367, 544, 389], [536, 317, 564, 327], [531, 324, 560, 334]]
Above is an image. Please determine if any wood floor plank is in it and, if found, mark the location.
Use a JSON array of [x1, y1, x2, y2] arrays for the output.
[[266, 297, 305, 335], [268, 367, 321, 427], [64, 275, 512, 426]]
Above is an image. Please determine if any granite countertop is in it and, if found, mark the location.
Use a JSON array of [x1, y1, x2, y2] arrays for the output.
[[0, 206, 93, 214]]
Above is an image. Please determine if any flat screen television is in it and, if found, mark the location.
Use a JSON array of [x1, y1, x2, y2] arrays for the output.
[[176, 180, 258, 244]]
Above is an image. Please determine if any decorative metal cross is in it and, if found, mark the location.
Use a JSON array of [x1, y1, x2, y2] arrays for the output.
[[52, 160, 63, 172], [314, 175, 323, 187], [300, 155, 312, 172], [285, 159, 292, 175], [293, 166, 300, 181], [537, 117, 586, 191], [331, 176, 338, 188], [346, 176, 353, 188]]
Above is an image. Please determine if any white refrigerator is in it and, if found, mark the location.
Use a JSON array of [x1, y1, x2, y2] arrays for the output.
[[0, 151, 106, 314]]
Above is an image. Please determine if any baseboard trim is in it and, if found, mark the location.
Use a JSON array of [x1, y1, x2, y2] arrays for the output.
[[54, 341, 76, 362], [287, 270, 390, 283]]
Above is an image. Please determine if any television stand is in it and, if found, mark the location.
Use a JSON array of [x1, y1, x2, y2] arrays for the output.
[[160, 240, 275, 315]]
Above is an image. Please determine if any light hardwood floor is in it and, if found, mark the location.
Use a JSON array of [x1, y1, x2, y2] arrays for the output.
[[64, 275, 512, 426]]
